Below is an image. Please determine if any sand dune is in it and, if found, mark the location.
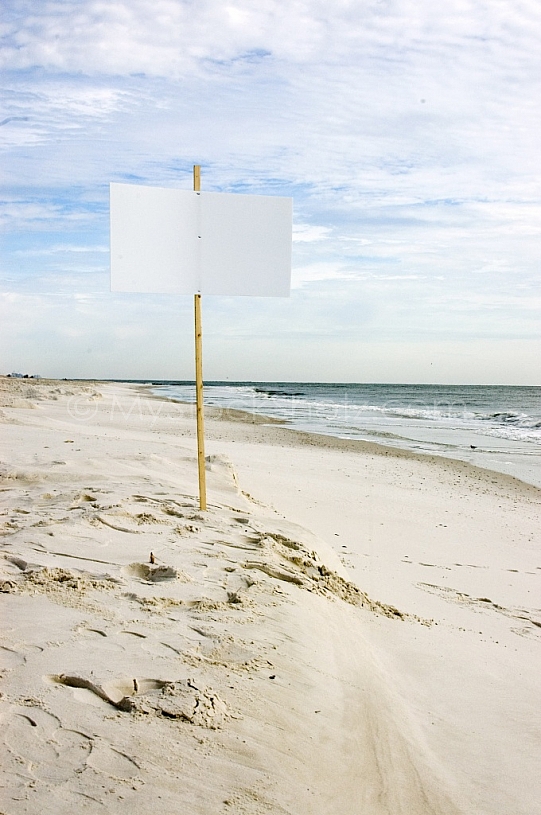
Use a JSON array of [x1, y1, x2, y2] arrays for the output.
[[1, 378, 539, 814]]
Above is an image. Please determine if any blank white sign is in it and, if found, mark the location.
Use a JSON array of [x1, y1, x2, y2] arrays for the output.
[[110, 182, 292, 296]]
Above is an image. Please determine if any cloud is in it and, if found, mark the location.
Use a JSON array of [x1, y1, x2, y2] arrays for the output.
[[291, 262, 357, 288], [1, 0, 540, 382], [14, 244, 109, 256], [292, 223, 331, 242]]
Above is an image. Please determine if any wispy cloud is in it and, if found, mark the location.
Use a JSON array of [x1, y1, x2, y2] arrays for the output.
[[14, 244, 109, 256], [292, 224, 331, 243]]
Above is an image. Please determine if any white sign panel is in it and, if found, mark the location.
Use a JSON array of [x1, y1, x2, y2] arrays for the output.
[[110, 182, 292, 296]]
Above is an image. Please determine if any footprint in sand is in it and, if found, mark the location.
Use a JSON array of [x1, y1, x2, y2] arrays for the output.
[[47, 672, 168, 711], [118, 629, 186, 658], [0, 646, 26, 671], [46, 673, 228, 728], [2, 705, 92, 782], [87, 743, 140, 779], [1, 705, 140, 804], [418, 582, 541, 635]]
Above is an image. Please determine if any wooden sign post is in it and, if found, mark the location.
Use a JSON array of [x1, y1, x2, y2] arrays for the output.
[[193, 166, 206, 510], [110, 169, 292, 514]]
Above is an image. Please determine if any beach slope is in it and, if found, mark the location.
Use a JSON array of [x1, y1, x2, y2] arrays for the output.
[[1, 379, 539, 814]]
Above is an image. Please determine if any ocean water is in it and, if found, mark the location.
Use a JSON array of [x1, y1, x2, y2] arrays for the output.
[[151, 382, 541, 488]]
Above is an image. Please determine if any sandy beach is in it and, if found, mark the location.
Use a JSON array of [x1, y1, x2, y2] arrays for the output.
[[1, 377, 539, 815]]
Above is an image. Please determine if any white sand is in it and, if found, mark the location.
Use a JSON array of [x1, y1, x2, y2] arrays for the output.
[[1, 378, 539, 815]]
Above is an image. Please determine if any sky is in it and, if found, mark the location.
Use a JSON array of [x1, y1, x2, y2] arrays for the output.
[[1, 0, 540, 384]]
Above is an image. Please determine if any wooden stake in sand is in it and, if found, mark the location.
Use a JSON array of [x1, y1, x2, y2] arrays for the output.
[[193, 166, 206, 510]]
